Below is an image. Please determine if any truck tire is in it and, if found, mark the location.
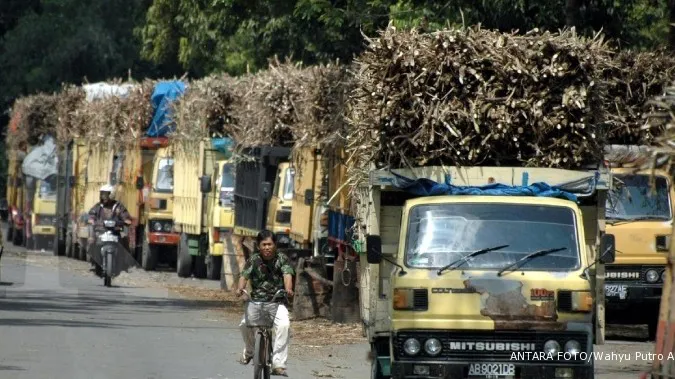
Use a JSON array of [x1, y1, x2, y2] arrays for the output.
[[141, 231, 157, 271], [6, 224, 12, 242], [194, 255, 207, 279], [177, 233, 193, 278], [206, 255, 222, 281], [12, 228, 22, 246], [78, 239, 87, 261], [65, 233, 73, 258]]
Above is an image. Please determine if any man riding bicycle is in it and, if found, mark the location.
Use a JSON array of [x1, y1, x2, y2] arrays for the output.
[[236, 229, 295, 377]]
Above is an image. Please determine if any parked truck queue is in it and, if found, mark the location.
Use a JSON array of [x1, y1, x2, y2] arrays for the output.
[[6, 25, 675, 379]]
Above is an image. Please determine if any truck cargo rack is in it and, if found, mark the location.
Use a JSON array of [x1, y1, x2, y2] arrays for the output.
[[233, 146, 292, 235]]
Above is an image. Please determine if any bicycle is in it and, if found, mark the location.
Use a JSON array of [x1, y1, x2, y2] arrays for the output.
[[240, 289, 289, 379]]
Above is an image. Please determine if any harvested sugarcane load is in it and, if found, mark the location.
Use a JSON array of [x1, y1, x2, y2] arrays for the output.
[[644, 84, 675, 158], [345, 25, 675, 187], [170, 73, 239, 151], [346, 26, 612, 182], [599, 50, 675, 145], [69, 79, 156, 147], [6, 92, 61, 149]]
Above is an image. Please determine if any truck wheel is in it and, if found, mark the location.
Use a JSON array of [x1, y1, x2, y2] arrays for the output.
[[177, 233, 193, 278], [6, 224, 12, 242], [206, 255, 222, 281], [65, 233, 73, 258], [12, 228, 22, 246], [194, 255, 207, 279], [79, 239, 87, 261], [141, 232, 157, 271]]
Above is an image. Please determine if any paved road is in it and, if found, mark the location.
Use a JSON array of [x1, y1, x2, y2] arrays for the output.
[[0, 246, 661, 379], [0, 251, 370, 379]]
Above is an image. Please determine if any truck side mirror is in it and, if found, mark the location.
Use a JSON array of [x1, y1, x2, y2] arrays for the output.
[[366, 235, 383, 264], [136, 176, 144, 190], [304, 189, 314, 206], [200, 175, 212, 193], [599, 234, 616, 264], [262, 181, 272, 199]]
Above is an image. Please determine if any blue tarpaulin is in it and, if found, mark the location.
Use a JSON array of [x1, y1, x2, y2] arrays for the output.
[[211, 138, 234, 156], [389, 172, 579, 202], [146, 80, 187, 137]]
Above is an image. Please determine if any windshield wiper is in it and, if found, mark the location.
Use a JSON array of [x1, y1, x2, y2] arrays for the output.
[[496, 247, 567, 277], [437, 245, 509, 275], [607, 215, 670, 225]]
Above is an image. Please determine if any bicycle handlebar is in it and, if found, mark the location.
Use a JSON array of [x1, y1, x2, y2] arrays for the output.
[[239, 289, 288, 303]]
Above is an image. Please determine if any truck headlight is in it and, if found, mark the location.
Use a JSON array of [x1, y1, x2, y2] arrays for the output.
[[403, 338, 421, 356], [153, 221, 163, 232], [564, 340, 581, 355], [646, 269, 659, 283], [544, 340, 560, 354], [424, 338, 442, 356], [163, 222, 172, 232]]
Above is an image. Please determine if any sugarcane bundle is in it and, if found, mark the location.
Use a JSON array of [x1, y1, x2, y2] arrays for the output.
[[345, 25, 616, 187], [644, 84, 675, 161], [170, 73, 239, 152], [6, 92, 61, 149], [55, 83, 87, 145], [77, 79, 155, 148], [598, 50, 675, 145], [232, 59, 309, 152]]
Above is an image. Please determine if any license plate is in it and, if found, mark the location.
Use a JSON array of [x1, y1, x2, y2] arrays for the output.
[[100, 234, 119, 243], [468, 363, 515, 377], [605, 284, 627, 299]]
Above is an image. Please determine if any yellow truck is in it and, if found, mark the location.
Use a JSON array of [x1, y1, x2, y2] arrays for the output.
[[603, 145, 673, 339], [173, 138, 233, 278], [266, 161, 295, 247], [139, 143, 181, 271], [28, 176, 57, 250], [55, 138, 89, 260], [360, 165, 613, 379], [5, 148, 25, 247]]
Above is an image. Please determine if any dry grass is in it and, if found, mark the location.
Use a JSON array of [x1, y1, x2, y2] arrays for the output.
[[167, 284, 366, 346]]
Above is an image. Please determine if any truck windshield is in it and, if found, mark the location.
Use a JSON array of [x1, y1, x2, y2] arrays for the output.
[[155, 158, 174, 192], [282, 168, 295, 200], [606, 175, 671, 221], [405, 203, 580, 271], [220, 163, 235, 189], [39, 175, 57, 199]]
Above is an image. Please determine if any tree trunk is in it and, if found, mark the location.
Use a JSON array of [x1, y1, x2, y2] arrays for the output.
[[565, 0, 582, 28], [669, 0, 675, 51]]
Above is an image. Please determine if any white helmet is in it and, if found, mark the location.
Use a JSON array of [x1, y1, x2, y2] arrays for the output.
[[100, 184, 115, 198]]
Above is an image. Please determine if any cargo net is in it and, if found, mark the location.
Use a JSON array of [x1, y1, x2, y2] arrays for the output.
[[244, 301, 281, 328]]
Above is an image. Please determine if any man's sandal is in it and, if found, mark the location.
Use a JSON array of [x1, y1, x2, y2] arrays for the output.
[[271, 368, 288, 376], [238, 356, 252, 365]]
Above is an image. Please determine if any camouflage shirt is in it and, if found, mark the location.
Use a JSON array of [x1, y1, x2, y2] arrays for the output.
[[242, 252, 295, 302]]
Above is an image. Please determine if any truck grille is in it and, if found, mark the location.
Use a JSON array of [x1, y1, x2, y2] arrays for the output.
[[395, 330, 588, 363], [275, 209, 291, 224], [605, 265, 665, 284]]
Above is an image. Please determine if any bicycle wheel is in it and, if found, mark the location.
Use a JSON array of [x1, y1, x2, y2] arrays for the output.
[[254, 331, 270, 379]]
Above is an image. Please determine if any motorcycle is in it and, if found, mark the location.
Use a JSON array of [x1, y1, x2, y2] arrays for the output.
[[96, 219, 123, 287]]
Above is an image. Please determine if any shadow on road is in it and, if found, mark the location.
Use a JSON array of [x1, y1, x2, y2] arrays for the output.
[[0, 289, 235, 328], [0, 365, 24, 371]]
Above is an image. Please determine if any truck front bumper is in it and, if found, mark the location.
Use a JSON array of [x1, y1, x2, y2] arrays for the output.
[[391, 361, 593, 379], [32, 226, 56, 235], [605, 282, 662, 308], [148, 232, 180, 246]]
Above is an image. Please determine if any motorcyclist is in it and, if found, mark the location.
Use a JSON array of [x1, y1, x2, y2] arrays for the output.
[[87, 184, 132, 276]]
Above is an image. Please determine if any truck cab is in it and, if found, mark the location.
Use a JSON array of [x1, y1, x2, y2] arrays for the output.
[[604, 166, 672, 334], [206, 159, 236, 280], [141, 145, 180, 270], [266, 162, 295, 247], [361, 166, 613, 379], [29, 175, 57, 250]]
